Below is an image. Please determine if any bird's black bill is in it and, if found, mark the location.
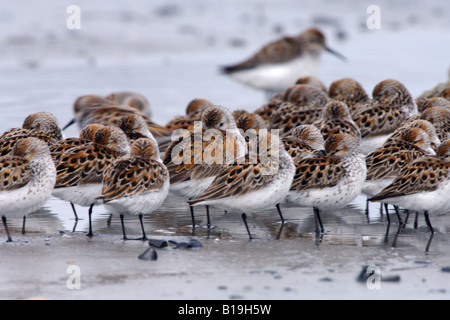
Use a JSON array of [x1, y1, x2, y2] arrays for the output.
[[326, 47, 347, 62], [62, 118, 76, 130]]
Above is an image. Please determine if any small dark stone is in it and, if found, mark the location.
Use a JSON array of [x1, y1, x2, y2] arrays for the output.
[[148, 239, 168, 248], [319, 277, 333, 282], [357, 265, 400, 283], [173, 242, 191, 249], [138, 248, 158, 261], [356, 265, 371, 282], [188, 239, 203, 248], [441, 267, 450, 273], [381, 275, 401, 282], [170, 239, 203, 249], [414, 260, 432, 265]]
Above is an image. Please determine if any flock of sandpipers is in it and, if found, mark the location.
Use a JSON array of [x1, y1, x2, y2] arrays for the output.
[[0, 28, 449, 251]]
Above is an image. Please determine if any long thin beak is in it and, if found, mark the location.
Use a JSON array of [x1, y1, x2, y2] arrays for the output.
[[326, 46, 347, 62], [62, 118, 76, 130]]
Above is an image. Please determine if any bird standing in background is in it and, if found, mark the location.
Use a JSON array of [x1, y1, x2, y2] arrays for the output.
[[221, 28, 346, 98]]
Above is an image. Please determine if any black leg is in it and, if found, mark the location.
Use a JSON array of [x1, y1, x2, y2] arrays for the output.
[[414, 212, 419, 229], [206, 205, 211, 228], [365, 198, 369, 216], [241, 213, 253, 240], [138, 214, 149, 241], [2, 216, 12, 243], [424, 211, 434, 234], [384, 203, 390, 224], [189, 204, 196, 229], [120, 214, 129, 240], [313, 206, 324, 234], [106, 214, 112, 228], [86, 204, 94, 237], [276, 204, 285, 224], [71, 218, 78, 233], [21, 216, 26, 235], [403, 209, 410, 228], [393, 206, 403, 226], [70, 203, 79, 221], [276, 222, 284, 240], [391, 220, 403, 248], [383, 220, 390, 244], [425, 232, 434, 253]]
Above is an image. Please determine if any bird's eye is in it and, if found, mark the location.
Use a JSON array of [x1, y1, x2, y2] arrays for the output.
[[219, 122, 224, 127]]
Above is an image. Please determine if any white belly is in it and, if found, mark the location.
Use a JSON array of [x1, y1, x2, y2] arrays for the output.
[[376, 181, 450, 214], [362, 178, 394, 197], [52, 184, 103, 207], [169, 177, 216, 200], [103, 180, 170, 216], [228, 56, 320, 92]]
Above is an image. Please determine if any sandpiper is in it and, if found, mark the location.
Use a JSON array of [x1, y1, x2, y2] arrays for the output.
[[105, 91, 152, 119], [52, 126, 130, 237], [314, 100, 361, 141], [188, 132, 295, 240], [283, 124, 325, 162], [221, 28, 346, 96], [98, 138, 170, 241], [49, 124, 105, 220], [63, 95, 171, 143], [364, 125, 437, 194], [370, 140, 450, 251], [0, 112, 63, 156], [163, 105, 247, 228], [352, 79, 418, 154], [0, 138, 56, 242], [420, 106, 450, 142], [269, 84, 330, 137], [165, 98, 214, 131], [285, 133, 367, 234], [328, 78, 369, 117]]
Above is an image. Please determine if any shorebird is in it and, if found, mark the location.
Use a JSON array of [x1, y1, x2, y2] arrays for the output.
[[49, 124, 105, 220], [295, 76, 328, 93], [352, 79, 418, 154], [163, 105, 247, 228], [363, 125, 437, 225], [314, 100, 361, 141], [328, 78, 369, 117], [98, 138, 170, 241], [105, 91, 152, 119], [52, 126, 130, 237], [165, 98, 214, 131], [188, 131, 295, 240], [283, 124, 325, 162], [0, 112, 63, 156], [269, 84, 330, 137], [285, 133, 367, 234], [221, 28, 346, 97], [420, 106, 450, 142], [63, 95, 172, 143], [0, 138, 56, 242], [370, 140, 450, 251]]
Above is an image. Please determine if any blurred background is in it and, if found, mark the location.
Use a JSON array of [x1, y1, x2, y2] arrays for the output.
[[0, 0, 449, 136]]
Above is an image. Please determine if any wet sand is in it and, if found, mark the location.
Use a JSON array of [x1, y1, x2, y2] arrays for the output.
[[1, 195, 450, 300]]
